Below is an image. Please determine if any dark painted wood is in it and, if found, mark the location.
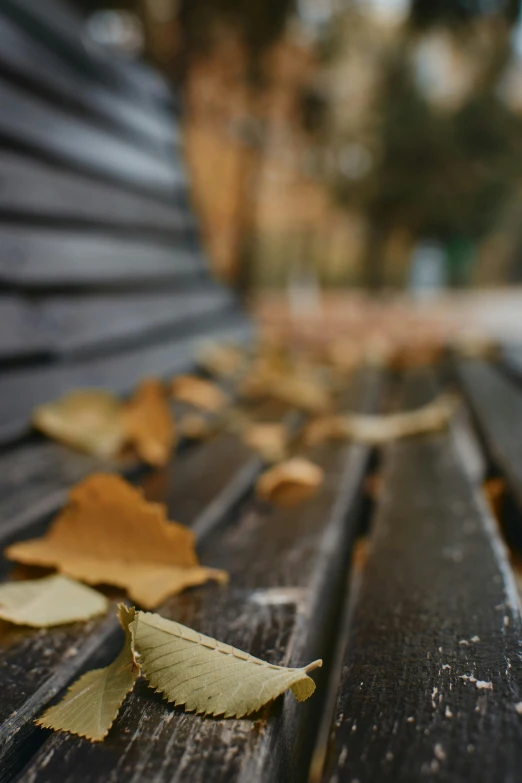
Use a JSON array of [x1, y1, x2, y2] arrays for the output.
[[1, 0, 172, 108], [0, 288, 234, 359], [0, 152, 195, 233], [500, 345, 522, 382], [321, 370, 522, 783], [455, 358, 522, 511], [0, 225, 205, 287], [0, 14, 175, 154], [0, 316, 252, 445], [0, 79, 181, 197], [0, 427, 261, 782], [16, 369, 381, 783]]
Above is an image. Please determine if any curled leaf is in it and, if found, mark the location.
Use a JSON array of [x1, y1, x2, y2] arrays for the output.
[[171, 375, 229, 412], [6, 474, 227, 609], [256, 458, 324, 507], [36, 605, 138, 741], [131, 610, 322, 718], [241, 370, 330, 414], [342, 393, 459, 445], [123, 379, 176, 467], [32, 390, 125, 459], [243, 423, 288, 463], [178, 412, 216, 441], [0, 575, 108, 627], [303, 415, 351, 447]]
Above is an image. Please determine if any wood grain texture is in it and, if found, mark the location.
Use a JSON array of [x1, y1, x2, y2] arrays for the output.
[[0, 316, 252, 445], [456, 358, 522, 510], [0, 427, 259, 782], [0, 152, 194, 233], [321, 370, 522, 783], [0, 79, 179, 197], [16, 369, 381, 783], [0, 288, 233, 359]]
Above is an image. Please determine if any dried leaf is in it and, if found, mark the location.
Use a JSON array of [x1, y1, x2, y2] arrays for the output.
[[241, 370, 330, 414], [36, 604, 138, 741], [123, 379, 176, 466], [0, 575, 108, 627], [178, 412, 216, 441], [303, 415, 351, 447], [197, 342, 243, 377], [32, 390, 125, 459], [243, 423, 288, 463], [256, 458, 324, 507], [171, 375, 229, 412], [342, 393, 459, 445], [131, 610, 322, 718], [6, 474, 227, 609]]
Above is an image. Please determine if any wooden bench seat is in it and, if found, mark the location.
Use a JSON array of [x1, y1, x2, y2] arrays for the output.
[[3, 3, 522, 782]]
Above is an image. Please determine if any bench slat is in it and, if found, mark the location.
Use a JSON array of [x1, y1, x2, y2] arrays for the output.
[[12, 368, 381, 783], [0, 288, 233, 359], [0, 315, 252, 445], [0, 152, 194, 233], [0, 14, 174, 153], [455, 358, 522, 511], [321, 370, 522, 783], [0, 225, 204, 287], [0, 80, 181, 197]]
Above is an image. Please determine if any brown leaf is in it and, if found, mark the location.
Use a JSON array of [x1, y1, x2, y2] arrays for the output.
[[178, 412, 216, 441], [32, 390, 125, 459], [256, 458, 324, 507], [197, 342, 244, 377], [171, 375, 229, 412], [303, 415, 351, 447], [6, 474, 227, 609], [123, 379, 176, 467], [243, 423, 288, 463]]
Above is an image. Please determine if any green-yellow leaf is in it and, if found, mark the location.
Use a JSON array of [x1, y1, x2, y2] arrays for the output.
[[131, 610, 322, 718], [0, 575, 108, 627], [36, 605, 138, 741]]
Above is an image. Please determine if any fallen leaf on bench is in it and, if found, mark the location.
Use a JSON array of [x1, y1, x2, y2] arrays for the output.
[[6, 474, 227, 609], [0, 575, 108, 627], [341, 393, 459, 445], [32, 389, 125, 459], [241, 370, 330, 414], [131, 610, 322, 718], [243, 423, 288, 463], [178, 412, 216, 441], [123, 379, 176, 466], [303, 415, 351, 447], [256, 458, 324, 507], [171, 375, 229, 412], [37, 605, 138, 741], [197, 342, 244, 377]]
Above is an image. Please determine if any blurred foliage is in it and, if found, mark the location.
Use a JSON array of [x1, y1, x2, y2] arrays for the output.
[[410, 0, 521, 28]]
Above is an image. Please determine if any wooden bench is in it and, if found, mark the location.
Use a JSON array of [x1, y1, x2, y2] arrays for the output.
[[1, 4, 522, 783]]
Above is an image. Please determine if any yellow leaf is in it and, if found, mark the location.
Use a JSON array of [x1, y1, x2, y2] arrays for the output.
[[243, 423, 288, 463], [342, 393, 459, 445], [171, 375, 229, 412], [6, 474, 227, 609], [256, 458, 324, 507], [0, 575, 108, 627], [131, 610, 322, 718], [197, 342, 243, 377], [36, 604, 138, 741], [32, 390, 125, 459], [123, 378, 176, 467]]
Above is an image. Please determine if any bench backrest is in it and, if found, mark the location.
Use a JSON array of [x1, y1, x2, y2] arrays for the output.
[[0, 0, 250, 445]]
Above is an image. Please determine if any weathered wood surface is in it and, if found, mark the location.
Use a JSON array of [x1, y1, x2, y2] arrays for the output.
[[0, 428, 259, 782], [0, 80, 180, 197], [0, 317, 252, 445], [0, 14, 175, 154], [0, 288, 233, 359], [15, 369, 381, 783], [0, 225, 205, 288], [1, 0, 172, 108], [455, 358, 522, 511], [321, 370, 522, 783], [0, 153, 194, 233]]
